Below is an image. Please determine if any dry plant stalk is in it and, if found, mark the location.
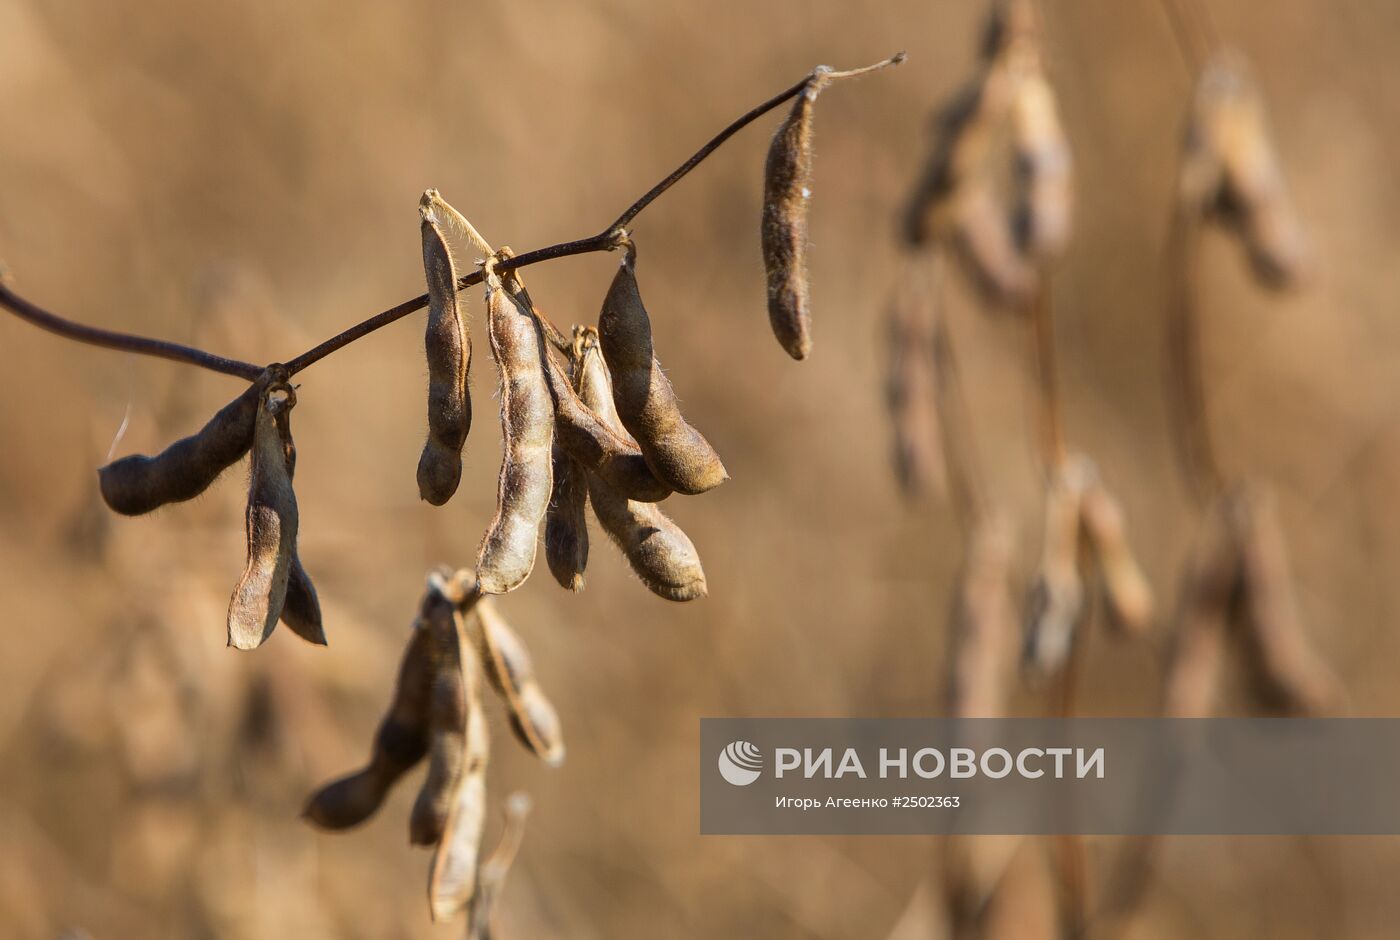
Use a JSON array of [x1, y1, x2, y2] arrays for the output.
[[226, 380, 302, 650], [416, 191, 475, 506], [598, 240, 727, 495], [476, 251, 556, 596], [577, 328, 708, 601]]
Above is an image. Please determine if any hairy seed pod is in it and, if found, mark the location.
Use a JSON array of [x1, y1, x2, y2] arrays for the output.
[[885, 267, 946, 500], [761, 70, 832, 360], [302, 623, 433, 829], [1022, 459, 1089, 677], [1184, 50, 1309, 287], [577, 334, 707, 601], [466, 792, 532, 940], [470, 599, 565, 766], [416, 197, 472, 505], [428, 641, 489, 923], [1233, 485, 1340, 715], [476, 254, 554, 595], [597, 243, 727, 495], [1079, 475, 1153, 637], [545, 445, 589, 592], [226, 382, 299, 650], [1009, 58, 1072, 261], [98, 370, 278, 516], [410, 584, 468, 846], [945, 512, 1016, 719], [544, 351, 670, 503], [1162, 493, 1242, 718]]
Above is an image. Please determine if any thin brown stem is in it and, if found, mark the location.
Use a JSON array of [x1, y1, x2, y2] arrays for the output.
[[0, 55, 904, 381], [0, 279, 264, 380], [1029, 274, 1067, 469]]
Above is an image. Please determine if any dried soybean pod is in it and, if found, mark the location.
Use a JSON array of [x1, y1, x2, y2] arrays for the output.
[[466, 792, 532, 940], [1162, 493, 1243, 718], [410, 583, 468, 846], [1009, 58, 1072, 261], [954, 180, 1038, 306], [416, 195, 472, 506], [303, 623, 433, 829], [98, 371, 273, 516], [1022, 458, 1088, 677], [470, 599, 565, 766], [1234, 485, 1340, 715], [1079, 476, 1153, 637], [761, 70, 833, 360], [475, 252, 554, 596], [281, 557, 327, 646], [544, 351, 671, 503], [428, 641, 489, 922], [545, 445, 589, 592], [226, 381, 299, 651], [597, 241, 727, 495], [578, 334, 707, 601]]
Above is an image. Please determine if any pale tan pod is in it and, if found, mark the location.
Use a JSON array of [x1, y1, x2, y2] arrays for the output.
[[1009, 56, 1072, 261], [410, 584, 468, 846], [226, 381, 299, 650], [577, 333, 708, 601], [303, 622, 432, 830], [761, 71, 832, 360], [466, 792, 532, 940], [428, 640, 489, 923], [416, 194, 472, 506], [98, 370, 275, 516], [1022, 458, 1089, 677], [1233, 485, 1340, 715], [1079, 476, 1153, 637], [469, 599, 565, 767], [1186, 50, 1309, 287], [597, 242, 727, 495], [1162, 494, 1242, 718], [475, 252, 554, 595], [884, 266, 946, 500], [954, 179, 1038, 307]]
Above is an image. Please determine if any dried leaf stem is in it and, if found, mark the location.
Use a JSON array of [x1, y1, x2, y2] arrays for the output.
[[0, 55, 904, 380]]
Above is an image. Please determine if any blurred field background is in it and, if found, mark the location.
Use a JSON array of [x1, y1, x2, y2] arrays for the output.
[[2, 0, 1400, 937]]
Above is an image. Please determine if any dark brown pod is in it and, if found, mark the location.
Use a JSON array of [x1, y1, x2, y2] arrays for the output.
[[544, 445, 589, 592], [416, 193, 473, 505], [226, 381, 299, 650], [761, 72, 831, 360], [597, 242, 726, 495], [884, 268, 946, 500], [302, 623, 433, 829], [98, 371, 275, 516], [410, 583, 468, 846], [280, 555, 327, 646], [577, 333, 707, 601]]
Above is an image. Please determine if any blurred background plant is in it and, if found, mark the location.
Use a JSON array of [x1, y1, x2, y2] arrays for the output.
[[1, 0, 1398, 937]]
